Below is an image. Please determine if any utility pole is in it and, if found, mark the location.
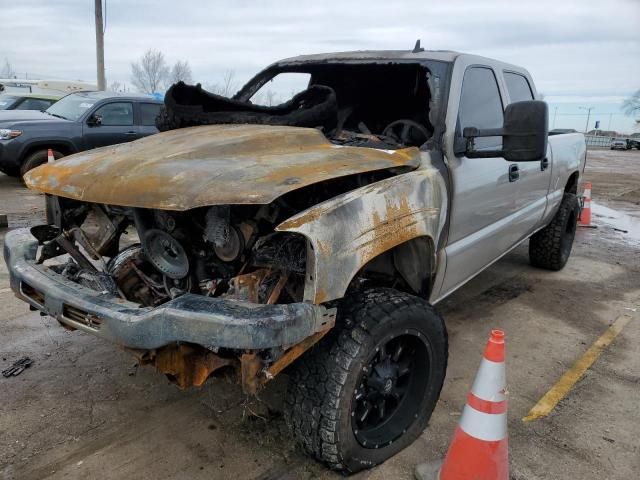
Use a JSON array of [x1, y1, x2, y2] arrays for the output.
[[579, 106, 594, 134], [94, 0, 106, 90], [553, 106, 558, 129]]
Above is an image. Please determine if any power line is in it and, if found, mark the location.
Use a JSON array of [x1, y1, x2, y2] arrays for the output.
[[555, 112, 625, 116]]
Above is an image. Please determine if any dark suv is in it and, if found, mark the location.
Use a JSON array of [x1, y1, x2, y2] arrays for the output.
[[0, 91, 162, 177]]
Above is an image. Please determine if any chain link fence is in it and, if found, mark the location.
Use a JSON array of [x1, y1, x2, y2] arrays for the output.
[[585, 135, 614, 148]]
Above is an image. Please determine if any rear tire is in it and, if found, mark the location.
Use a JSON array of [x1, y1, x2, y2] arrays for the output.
[[285, 288, 448, 473], [20, 149, 64, 179], [529, 192, 579, 271]]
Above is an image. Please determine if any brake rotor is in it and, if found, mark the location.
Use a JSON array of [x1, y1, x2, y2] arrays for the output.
[[142, 229, 189, 279]]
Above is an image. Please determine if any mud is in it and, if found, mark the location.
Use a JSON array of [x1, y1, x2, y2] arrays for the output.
[[1, 148, 639, 479]]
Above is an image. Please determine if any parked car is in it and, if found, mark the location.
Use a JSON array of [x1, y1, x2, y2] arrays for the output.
[[5, 48, 586, 473], [0, 93, 60, 112], [0, 91, 163, 177], [610, 138, 629, 150], [626, 139, 640, 150]]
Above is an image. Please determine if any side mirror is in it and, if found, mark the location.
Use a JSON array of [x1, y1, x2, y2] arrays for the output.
[[462, 100, 549, 162], [87, 113, 102, 127]]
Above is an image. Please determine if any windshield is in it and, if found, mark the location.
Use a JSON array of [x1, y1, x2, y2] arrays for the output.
[[0, 95, 19, 110], [45, 93, 97, 121]]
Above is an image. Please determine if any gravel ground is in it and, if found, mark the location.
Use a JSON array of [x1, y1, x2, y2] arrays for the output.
[[1, 148, 639, 480]]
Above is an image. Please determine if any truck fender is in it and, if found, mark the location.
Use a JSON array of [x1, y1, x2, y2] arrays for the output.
[[277, 169, 448, 304]]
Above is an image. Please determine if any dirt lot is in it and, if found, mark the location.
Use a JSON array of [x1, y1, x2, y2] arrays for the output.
[[1, 148, 639, 480]]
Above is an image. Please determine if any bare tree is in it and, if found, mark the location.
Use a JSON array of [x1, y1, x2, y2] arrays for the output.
[[130, 49, 169, 94], [220, 70, 238, 97], [1, 58, 15, 78], [266, 90, 279, 106], [109, 80, 122, 92], [622, 90, 640, 117], [205, 70, 238, 97], [169, 60, 193, 85]]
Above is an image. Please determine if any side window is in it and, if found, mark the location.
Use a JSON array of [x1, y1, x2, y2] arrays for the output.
[[504, 72, 534, 103], [459, 67, 504, 150], [139, 103, 161, 126], [93, 102, 133, 126], [249, 72, 311, 106], [16, 98, 52, 111]]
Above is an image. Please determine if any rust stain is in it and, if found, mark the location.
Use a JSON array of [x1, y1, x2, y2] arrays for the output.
[[359, 195, 419, 264], [23, 124, 421, 211], [240, 352, 263, 395], [266, 273, 289, 304], [265, 327, 333, 379], [230, 269, 271, 303], [315, 286, 329, 304], [316, 240, 331, 257], [152, 344, 234, 389]]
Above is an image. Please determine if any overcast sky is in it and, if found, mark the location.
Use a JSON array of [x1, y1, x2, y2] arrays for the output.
[[2, 0, 639, 132]]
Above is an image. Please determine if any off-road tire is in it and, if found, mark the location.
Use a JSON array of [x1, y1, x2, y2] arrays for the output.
[[285, 288, 448, 473], [20, 149, 63, 179], [529, 192, 579, 271]]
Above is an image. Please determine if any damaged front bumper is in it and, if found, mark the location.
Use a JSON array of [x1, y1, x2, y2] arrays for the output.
[[4, 228, 335, 351]]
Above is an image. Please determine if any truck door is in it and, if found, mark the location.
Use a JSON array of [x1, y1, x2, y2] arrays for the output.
[[501, 71, 552, 229], [439, 65, 534, 297], [83, 102, 137, 149]]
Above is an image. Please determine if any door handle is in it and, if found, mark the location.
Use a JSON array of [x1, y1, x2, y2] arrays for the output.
[[540, 157, 549, 171], [508, 164, 519, 182], [125, 131, 137, 135]]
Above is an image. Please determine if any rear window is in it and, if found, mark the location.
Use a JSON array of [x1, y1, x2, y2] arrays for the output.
[[139, 103, 161, 126], [0, 95, 18, 110], [504, 72, 534, 103], [16, 98, 54, 111]]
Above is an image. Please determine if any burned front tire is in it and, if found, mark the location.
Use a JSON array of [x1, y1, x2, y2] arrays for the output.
[[529, 192, 579, 271], [285, 288, 448, 473]]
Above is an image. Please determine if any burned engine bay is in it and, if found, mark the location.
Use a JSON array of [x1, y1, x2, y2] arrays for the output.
[[37, 198, 317, 309]]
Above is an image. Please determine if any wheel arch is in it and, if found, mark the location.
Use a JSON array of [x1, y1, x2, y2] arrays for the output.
[[344, 236, 437, 298], [565, 170, 579, 194], [19, 140, 77, 165]]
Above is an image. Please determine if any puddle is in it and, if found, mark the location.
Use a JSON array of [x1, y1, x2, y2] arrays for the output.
[[591, 203, 640, 245]]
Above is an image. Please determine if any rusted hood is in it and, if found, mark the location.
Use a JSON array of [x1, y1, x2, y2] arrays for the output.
[[24, 124, 420, 210]]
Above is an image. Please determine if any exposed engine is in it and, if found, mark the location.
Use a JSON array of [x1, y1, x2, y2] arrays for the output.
[[36, 200, 311, 309]]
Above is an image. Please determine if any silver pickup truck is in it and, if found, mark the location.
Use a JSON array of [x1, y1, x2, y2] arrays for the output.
[[4, 48, 586, 472]]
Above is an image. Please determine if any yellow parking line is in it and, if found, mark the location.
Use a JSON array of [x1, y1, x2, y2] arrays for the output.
[[523, 314, 633, 422]]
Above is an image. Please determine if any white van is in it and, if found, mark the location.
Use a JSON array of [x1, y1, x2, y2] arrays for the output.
[[0, 78, 97, 96]]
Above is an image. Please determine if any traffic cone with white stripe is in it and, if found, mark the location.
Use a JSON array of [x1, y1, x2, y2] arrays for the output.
[[579, 182, 592, 226], [47, 148, 55, 163], [415, 329, 508, 480]]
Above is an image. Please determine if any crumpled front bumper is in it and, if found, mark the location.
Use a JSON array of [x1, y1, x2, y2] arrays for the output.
[[3, 228, 335, 350]]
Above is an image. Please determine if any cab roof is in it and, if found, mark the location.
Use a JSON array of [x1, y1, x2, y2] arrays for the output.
[[276, 49, 461, 66]]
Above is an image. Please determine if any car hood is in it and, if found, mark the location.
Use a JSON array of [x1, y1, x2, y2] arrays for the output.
[[0, 110, 68, 127], [25, 124, 421, 210]]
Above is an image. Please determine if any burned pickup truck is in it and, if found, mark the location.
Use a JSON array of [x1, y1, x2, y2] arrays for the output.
[[5, 47, 586, 472]]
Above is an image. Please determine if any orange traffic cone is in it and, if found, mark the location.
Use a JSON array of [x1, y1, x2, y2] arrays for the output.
[[415, 330, 508, 480], [47, 148, 55, 163], [579, 182, 592, 226]]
